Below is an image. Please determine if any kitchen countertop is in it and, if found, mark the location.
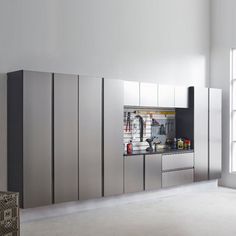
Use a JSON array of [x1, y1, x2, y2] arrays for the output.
[[123, 149, 194, 156]]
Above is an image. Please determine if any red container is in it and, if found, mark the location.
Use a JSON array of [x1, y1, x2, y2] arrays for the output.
[[127, 141, 133, 154]]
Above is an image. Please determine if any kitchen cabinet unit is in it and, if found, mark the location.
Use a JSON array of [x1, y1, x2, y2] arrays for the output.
[[124, 156, 143, 193], [79, 76, 102, 200], [124, 81, 140, 106], [176, 87, 209, 181], [209, 88, 222, 179], [158, 85, 175, 107], [104, 79, 124, 196], [162, 153, 194, 171], [54, 74, 78, 203], [8, 70, 52, 208], [140, 82, 158, 107], [174, 86, 188, 108], [145, 154, 162, 191], [162, 169, 194, 188]]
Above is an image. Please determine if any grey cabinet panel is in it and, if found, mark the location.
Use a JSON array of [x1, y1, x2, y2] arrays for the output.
[[162, 169, 194, 188], [124, 156, 143, 193], [145, 154, 161, 191], [79, 76, 102, 200], [23, 71, 52, 208], [162, 153, 194, 171], [209, 88, 222, 179], [54, 74, 78, 203], [194, 87, 209, 181], [104, 79, 124, 196]]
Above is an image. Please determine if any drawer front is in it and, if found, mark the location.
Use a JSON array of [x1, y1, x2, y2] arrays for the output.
[[162, 169, 194, 188], [162, 153, 194, 171]]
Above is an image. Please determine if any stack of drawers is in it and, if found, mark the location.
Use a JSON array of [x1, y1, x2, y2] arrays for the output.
[[0, 192, 20, 236]]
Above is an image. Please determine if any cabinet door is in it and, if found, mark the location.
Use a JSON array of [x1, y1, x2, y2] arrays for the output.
[[194, 87, 209, 181], [54, 74, 78, 203], [162, 169, 193, 188], [175, 86, 188, 108], [158, 85, 175, 107], [23, 71, 52, 208], [79, 76, 102, 200], [124, 156, 143, 193], [140, 82, 158, 107], [145, 154, 161, 191], [104, 79, 124, 196], [209, 88, 222, 179], [124, 81, 139, 106]]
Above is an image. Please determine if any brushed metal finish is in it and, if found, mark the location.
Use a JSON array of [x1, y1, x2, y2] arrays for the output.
[[140, 83, 158, 107], [104, 79, 124, 196], [124, 156, 143, 193], [174, 86, 189, 108], [145, 154, 162, 191], [209, 88, 222, 179], [0, 74, 7, 191], [124, 81, 139, 106], [194, 87, 209, 181], [79, 76, 102, 200], [23, 71, 52, 208], [54, 74, 78, 203], [162, 153, 194, 171], [158, 85, 175, 107], [162, 169, 194, 188]]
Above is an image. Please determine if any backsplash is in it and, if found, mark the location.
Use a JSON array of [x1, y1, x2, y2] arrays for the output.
[[124, 108, 175, 151]]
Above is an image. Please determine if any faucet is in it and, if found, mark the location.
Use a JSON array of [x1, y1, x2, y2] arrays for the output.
[[135, 115, 144, 142]]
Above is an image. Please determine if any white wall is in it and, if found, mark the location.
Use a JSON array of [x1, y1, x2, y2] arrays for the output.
[[0, 0, 211, 190], [211, 0, 236, 187], [0, 0, 210, 86]]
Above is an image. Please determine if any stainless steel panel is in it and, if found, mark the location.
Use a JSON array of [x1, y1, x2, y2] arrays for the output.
[[162, 169, 194, 188], [79, 76, 102, 200], [54, 74, 78, 203], [174, 86, 188, 108], [209, 88, 222, 179], [158, 85, 175, 107], [124, 156, 143, 193], [162, 153, 194, 171], [124, 81, 139, 106], [145, 154, 161, 191], [140, 83, 158, 107], [23, 71, 52, 208], [104, 79, 124, 196], [194, 87, 209, 181]]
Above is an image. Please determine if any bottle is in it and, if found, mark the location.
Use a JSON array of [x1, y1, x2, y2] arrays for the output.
[[127, 140, 133, 154]]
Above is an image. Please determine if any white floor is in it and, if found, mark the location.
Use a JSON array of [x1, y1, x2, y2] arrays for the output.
[[21, 181, 236, 236]]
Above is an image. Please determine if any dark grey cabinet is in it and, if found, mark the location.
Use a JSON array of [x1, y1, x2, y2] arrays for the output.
[[54, 73, 78, 203], [104, 79, 124, 196], [79, 76, 102, 200], [8, 70, 52, 208]]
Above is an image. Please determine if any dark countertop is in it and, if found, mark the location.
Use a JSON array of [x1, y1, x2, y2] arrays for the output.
[[123, 149, 194, 156]]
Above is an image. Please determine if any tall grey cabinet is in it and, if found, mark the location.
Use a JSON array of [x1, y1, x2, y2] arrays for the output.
[[8, 70, 52, 208], [194, 87, 209, 181], [209, 88, 222, 179], [54, 73, 78, 203], [104, 79, 124, 196], [79, 76, 102, 200]]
